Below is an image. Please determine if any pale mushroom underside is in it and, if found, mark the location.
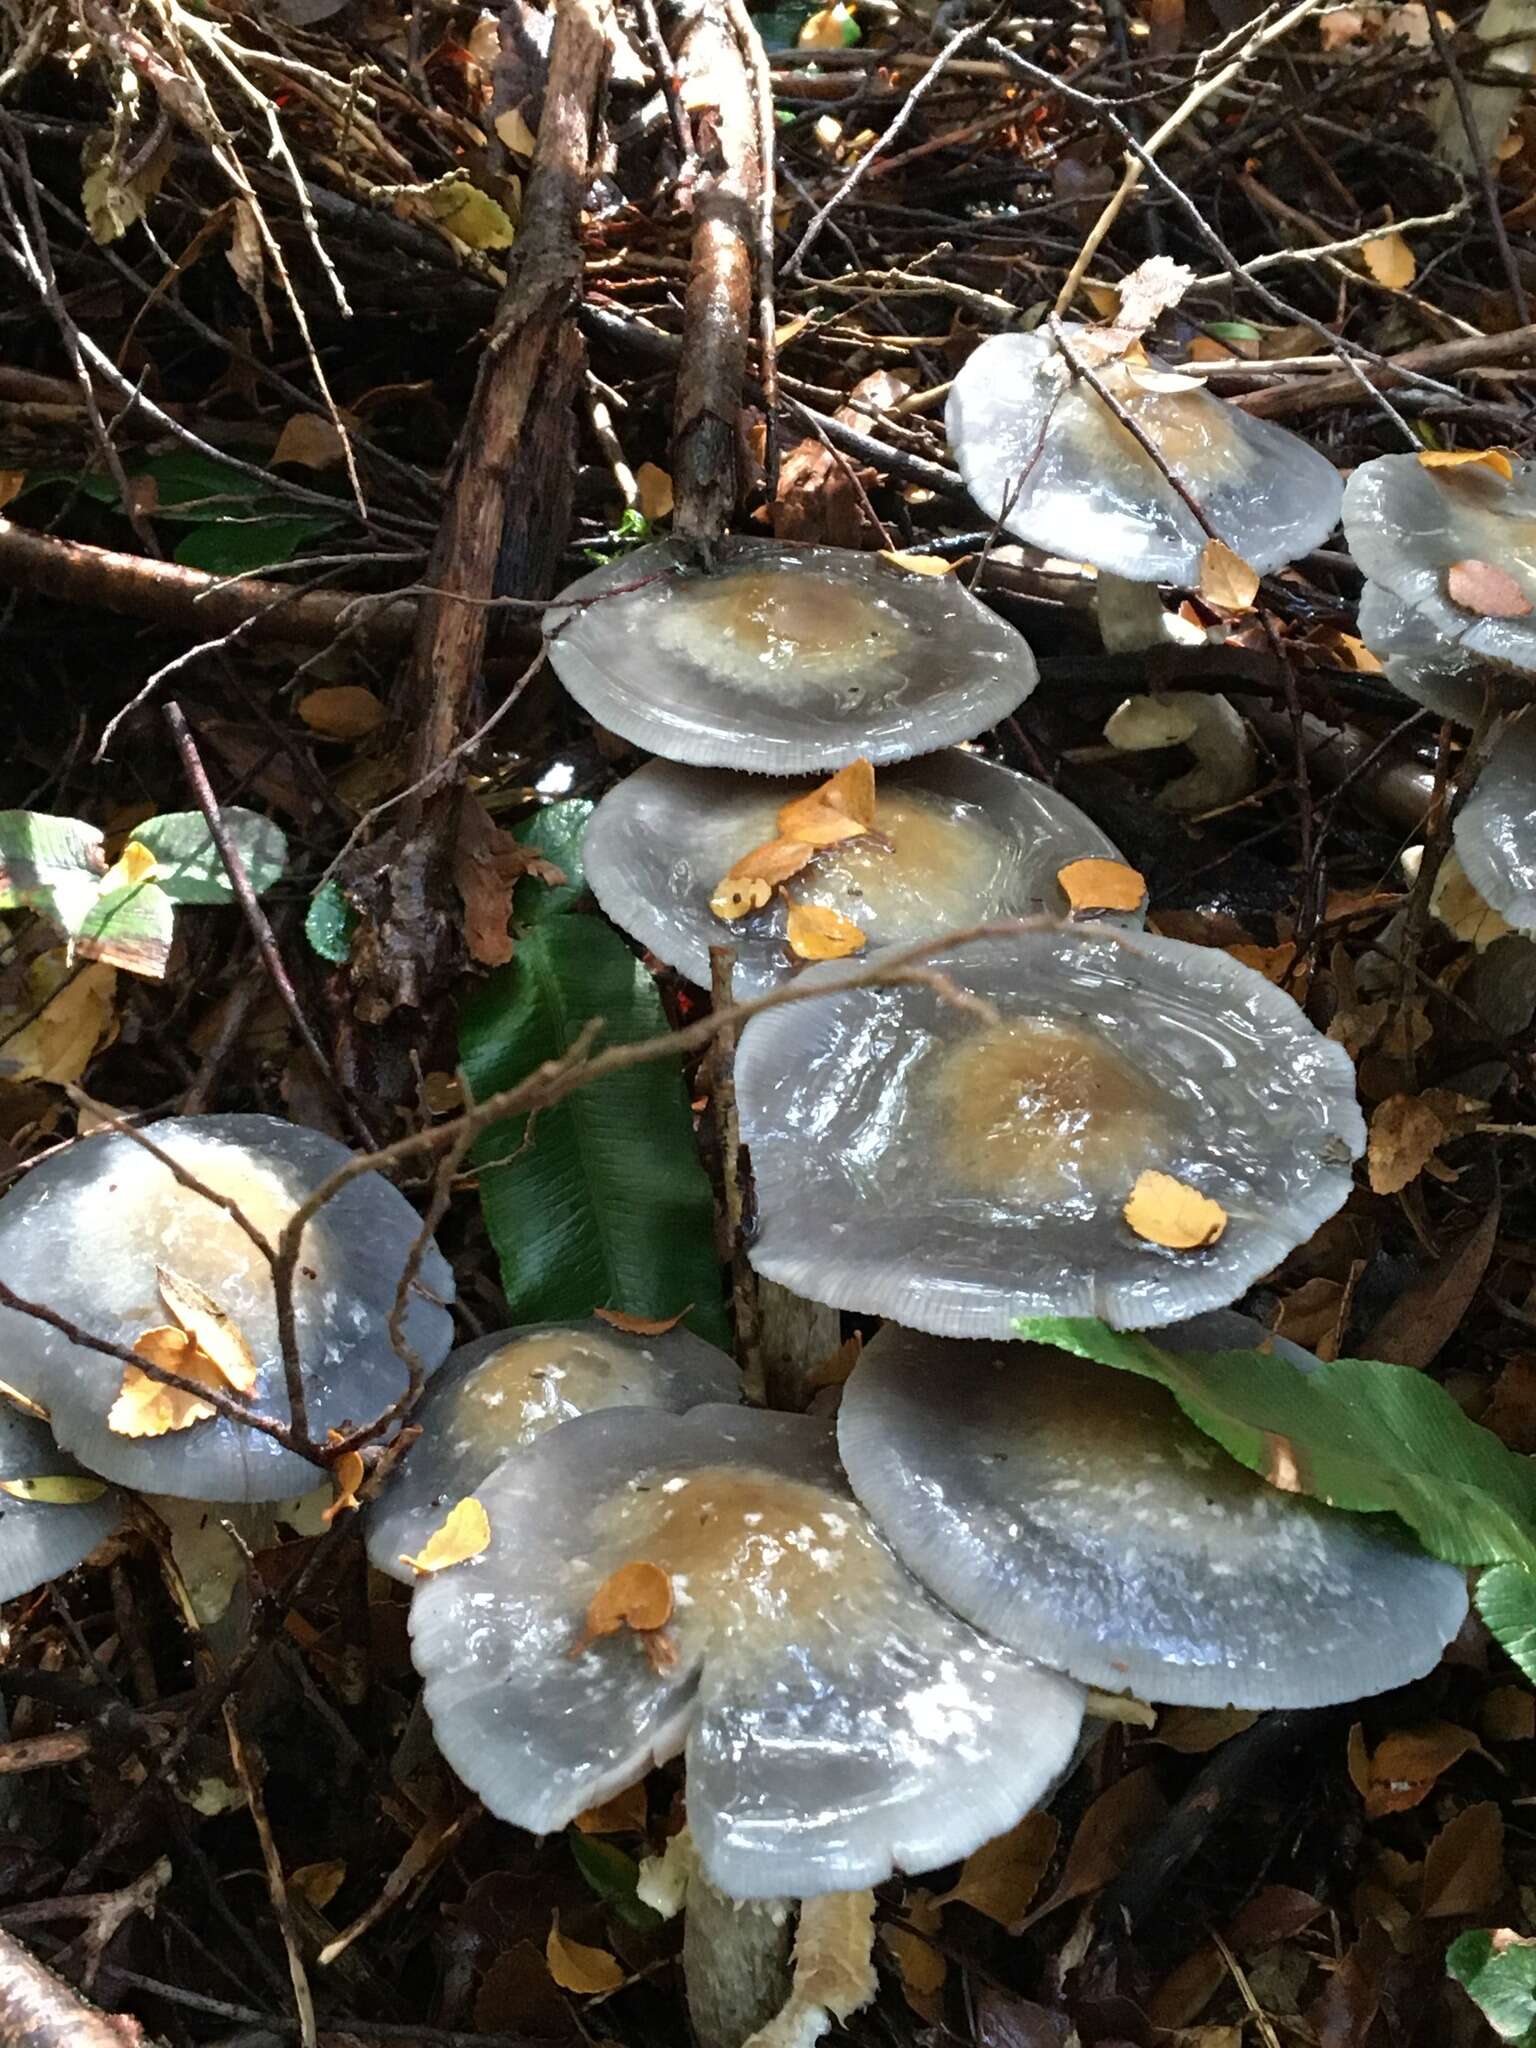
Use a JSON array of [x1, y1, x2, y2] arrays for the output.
[[582, 750, 1143, 997], [0, 1403, 122, 1601], [734, 931, 1366, 1336], [837, 1324, 1469, 1709], [408, 1405, 1086, 1899], [1455, 715, 1536, 937], [1356, 581, 1491, 724]]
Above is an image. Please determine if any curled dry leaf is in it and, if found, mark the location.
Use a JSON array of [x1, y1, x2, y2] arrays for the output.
[[778, 759, 876, 844], [399, 1496, 492, 1576], [545, 1919, 626, 1996], [156, 1266, 259, 1394], [1367, 1089, 1485, 1196], [322, 1449, 365, 1525], [877, 551, 953, 577], [109, 1327, 233, 1438], [1057, 857, 1148, 916], [1418, 447, 1514, 482], [1123, 1170, 1227, 1250], [1421, 1801, 1505, 1918], [1446, 558, 1532, 619], [786, 902, 867, 961], [711, 874, 775, 921], [635, 463, 674, 523], [298, 686, 388, 741], [0, 1474, 109, 1505], [289, 1860, 346, 1910], [1198, 538, 1260, 610], [1361, 229, 1415, 288], [1347, 1719, 1488, 1817], [933, 1811, 1059, 1927], [592, 1305, 692, 1335], [1150, 1705, 1261, 1753], [731, 839, 818, 888], [583, 1559, 674, 1638]]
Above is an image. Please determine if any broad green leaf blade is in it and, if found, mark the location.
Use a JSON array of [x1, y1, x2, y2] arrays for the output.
[[73, 875, 177, 979], [305, 879, 358, 964], [134, 808, 288, 903], [0, 811, 105, 930], [1014, 1318, 1536, 1578], [513, 799, 593, 925], [173, 515, 338, 576], [1447, 1929, 1536, 2043], [1476, 1565, 1536, 1679], [570, 1835, 662, 1932], [460, 916, 727, 1348]]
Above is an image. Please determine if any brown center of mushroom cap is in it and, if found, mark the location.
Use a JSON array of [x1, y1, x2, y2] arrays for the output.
[[932, 1018, 1167, 1200], [596, 1466, 893, 1643], [1064, 370, 1248, 484], [796, 794, 1000, 926], [447, 1333, 639, 1452], [661, 570, 907, 681]]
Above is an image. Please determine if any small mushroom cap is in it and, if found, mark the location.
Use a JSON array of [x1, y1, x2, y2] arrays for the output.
[[837, 1324, 1469, 1709], [1343, 456, 1536, 687], [1455, 715, 1536, 936], [543, 540, 1040, 772], [366, 1318, 739, 1580], [0, 1115, 455, 1502], [946, 329, 1343, 583], [1357, 580, 1490, 722], [409, 1404, 1085, 1898], [583, 750, 1143, 996], [735, 931, 1364, 1336], [0, 1405, 121, 1601]]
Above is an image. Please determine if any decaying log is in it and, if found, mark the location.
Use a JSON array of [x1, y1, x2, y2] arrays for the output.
[[0, 1929, 145, 2048]]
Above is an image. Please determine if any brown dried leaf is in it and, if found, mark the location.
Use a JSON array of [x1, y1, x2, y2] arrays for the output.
[[1123, 1171, 1227, 1250], [778, 760, 876, 842], [1056, 857, 1148, 916], [546, 1919, 625, 1995], [1418, 447, 1514, 482], [1363, 1195, 1499, 1371], [592, 1305, 691, 1336], [273, 414, 348, 471], [399, 1497, 491, 1576], [1198, 539, 1260, 610], [0, 472, 23, 510], [935, 1812, 1058, 1927], [1021, 1768, 1168, 1926], [1421, 1800, 1504, 1917], [572, 1782, 649, 1833], [1150, 1705, 1260, 1753], [730, 838, 818, 885], [881, 1902, 946, 2019], [1446, 557, 1532, 618], [1480, 1685, 1536, 1743], [0, 953, 118, 1087], [877, 551, 953, 577], [786, 902, 866, 961], [635, 463, 674, 522], [1367, 1092, 1458, 1194], [584, 1560, 673, 1638], [298, 685, 388, 740], [453, 793, 558, 969], [1347, 1719, 1487, 1817], [289, 1860, 346, 1909]]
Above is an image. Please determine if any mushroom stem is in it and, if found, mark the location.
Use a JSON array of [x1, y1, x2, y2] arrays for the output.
[[683, 1873, 794, 2048]]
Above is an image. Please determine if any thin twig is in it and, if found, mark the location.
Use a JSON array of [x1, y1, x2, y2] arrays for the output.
[[1424, 2, 1529, 326]]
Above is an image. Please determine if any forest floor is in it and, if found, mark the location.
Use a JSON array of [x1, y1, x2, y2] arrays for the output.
[[0, 0, 1534, 2043]]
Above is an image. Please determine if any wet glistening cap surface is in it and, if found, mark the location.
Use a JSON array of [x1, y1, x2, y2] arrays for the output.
[[543, 539, 1041, 772], [409, 1404, 1085, 1899], [837, 1320, 1469, 1708], [735, 930, 1365, 1336], [0, 1402, 121, 1600]]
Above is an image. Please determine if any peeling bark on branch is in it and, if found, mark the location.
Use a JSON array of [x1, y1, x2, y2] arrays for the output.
[[0, 1929, 145, 2048]]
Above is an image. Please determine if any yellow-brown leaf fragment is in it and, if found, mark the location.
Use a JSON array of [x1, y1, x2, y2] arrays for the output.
[[109, 1327, 227, 1438], [778, 759, 876, 843], [1198, 538, 1260, 610], [877, 551, 953, 577], [710, 873, 774, 921], [0, 1475, 109, 1505], [156, 1266, 259, 1394], [1446, 557, 1532, 619], [1361, 229, 1415, 288], [592, 1305, 691, 1336], [1417, 447, 1514, 482], [1057, 857, 1148, 917], [786, 902, 867, 961], [635, 463, 674, 522], [323, 1449, 365, 1525], [398, 1497, 491, 1576], [730, 838, 817, 887], [1123, 1170, 1227, 1250], [298, 685, 388, 740], [584, 1560, 674, 1638], [546, 1919, 625, 1995]]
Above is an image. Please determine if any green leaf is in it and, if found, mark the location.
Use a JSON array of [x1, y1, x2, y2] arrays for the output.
[[0, 812, 106, 932], [1477, 1565, 1536, 1675], [173, 515, 338, 577], [1013, 1317, 1536, 1580], [513, 800, 593, 925], [582, 507, 653, 565], [1448, 1929, 1536, 2043], [754, 0, 818, 46], [459, 916, 727, 1347], [305, 880, 358, 965], [570, 1835, 663, 1933], [74, 873, 177, 980], [134, 809, 288, 903], [1204, 320, 1263, 341]]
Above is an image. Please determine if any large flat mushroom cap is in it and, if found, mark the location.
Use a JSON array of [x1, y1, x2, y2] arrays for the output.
[[366, 1318, 739, 1580], [1455, 714, 1536, 936], [409, 1404, 1085, 1899], [1357, 580, 1490, 722], [1343, 456, 1536, 687], [0, 1115, 455, 1502], [735, 930, 1364, 1336], [946, 329, 1343, 584], [838, 1325, 1469, 1708], [0, 1405, 121, 1601], [583, 751, 1142, 996], [543, 540, 1040, 771]]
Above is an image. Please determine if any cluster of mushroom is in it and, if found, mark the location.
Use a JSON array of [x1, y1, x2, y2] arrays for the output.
[[0, 1113, 456, 1621]]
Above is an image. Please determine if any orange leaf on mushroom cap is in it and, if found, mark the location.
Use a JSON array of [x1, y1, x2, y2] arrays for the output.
[[108, 1327, 230, 1438], [1417, 448, 1514, 482], [786, 902, 867, 961], [1057, 857, 1148, 917], [778, 758, 877, 844], [730, 838, 817, 887], [1123, 1170, 1227, 1250], [583, 1560, 674, 1639]]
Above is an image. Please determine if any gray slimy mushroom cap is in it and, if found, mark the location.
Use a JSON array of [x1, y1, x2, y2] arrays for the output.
[[735, 930, 1364, 1336], [0, 1404, 121, 1600], [409, 1404, 1085, 1899], [1455, 714, 1536, 936], [1343, 456, 1536, 688], [1356, 580, 1490, 723], [543, 540, 1041, 772], [367, 1318, 739, 1581], [945, 328, 1343, 584], [837, 1324, 1468, 1708], [582, 750, 1143, 997], [0, 1114, 455, 1502]]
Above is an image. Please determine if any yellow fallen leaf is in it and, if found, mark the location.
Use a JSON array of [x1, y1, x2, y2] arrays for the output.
[[289, 1860, 346, 1910], [156, 1267, 258, 1395], [272, 414, 347, 471], [0, 1474, 109, 1505], [1057, 857, 1148, 916], [710, 874, 774, 920], [298, 686, 388, 740], [584, 1559, 674, 1637], [423, 174, 517, 251], [778, 758, 875, 841], [0, 953, 117, 1086], [786, 902, 867, 961], [1198, 538, 1260, 610], [798, 0, 856, 46], [1123, 1170, 1227, 1250], [322, 1448, 365, 1525], [399, 1497, 491, 1575], [546, 1919, 625, 1995], [729, 838, 817, 886], [494, 105, 538, 157], [109, 840, 160, 890], [635, 463, 674, 522], [1361, 229, 1415, 288], [1418, 447, 1514, 482], [877, 551, 953, 577], [109, 1327, 229, 1437]]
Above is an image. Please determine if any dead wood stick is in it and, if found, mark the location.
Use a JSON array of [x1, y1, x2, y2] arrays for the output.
[[0, 517, 416, 652], [1235, 320, 1536, 418], [0, 1927, 145, 2047], [671, 0, 762, 540]]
